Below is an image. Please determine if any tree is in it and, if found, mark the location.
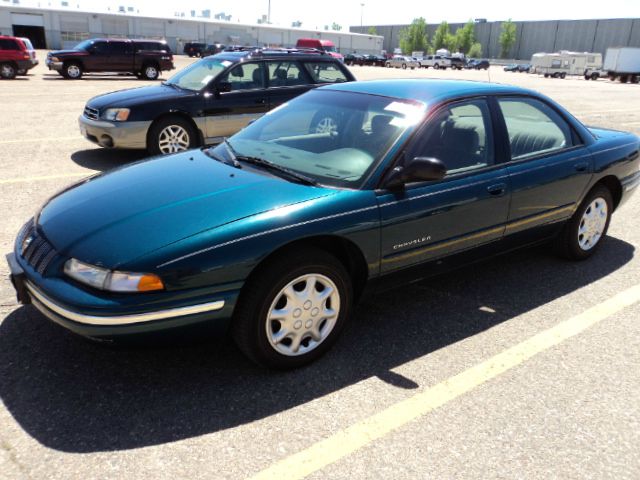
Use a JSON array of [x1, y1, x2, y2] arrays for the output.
[[331, 22, 342, 32], [468, 42, 482, 58], [368, 26, 377, 35], [432, 21, 450, 50], [499, 19, 517, 58], [398, 17, 429, 54], [454, 20, 475, 54]]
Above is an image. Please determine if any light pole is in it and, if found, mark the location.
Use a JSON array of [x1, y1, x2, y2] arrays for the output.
[[360, 3, 365, 30], [268, 0, 271, 24]]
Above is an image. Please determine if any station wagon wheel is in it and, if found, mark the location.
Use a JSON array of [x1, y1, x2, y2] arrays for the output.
[[148, 116, 198, 155], [555, 185, 612, 260], [232, 247, 352, 369], [0, 62, 17, 80]]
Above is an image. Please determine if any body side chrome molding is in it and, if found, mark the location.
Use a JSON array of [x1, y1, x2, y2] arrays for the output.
[[26, 282, 225, 326]]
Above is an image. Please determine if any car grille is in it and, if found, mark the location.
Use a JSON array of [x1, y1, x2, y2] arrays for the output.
[[84, 106, 99, 120], [18, 219, 59, 276]]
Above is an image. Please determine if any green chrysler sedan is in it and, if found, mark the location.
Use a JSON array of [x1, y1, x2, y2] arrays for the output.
[[7, 79, 640, 368]]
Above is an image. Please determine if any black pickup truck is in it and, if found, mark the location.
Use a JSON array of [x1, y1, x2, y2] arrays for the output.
[[46, 38, 174, 80]]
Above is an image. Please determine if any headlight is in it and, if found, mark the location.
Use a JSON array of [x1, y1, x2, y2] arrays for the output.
[[50, 56, 59, 62], [64, 258, 164, 292], [102, 108, 130, 122]]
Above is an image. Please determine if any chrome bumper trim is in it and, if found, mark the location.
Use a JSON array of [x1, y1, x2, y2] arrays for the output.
[[26, 281, 225, 326]]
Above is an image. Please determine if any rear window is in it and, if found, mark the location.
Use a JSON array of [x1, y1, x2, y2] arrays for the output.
[[136, 42, 170, 53], [303, 62, 348, 83], [20, 38, 34, 50], [0, 38, 20, 50]]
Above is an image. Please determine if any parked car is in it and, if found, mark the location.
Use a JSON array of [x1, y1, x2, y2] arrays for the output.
[[344, 53, 365, 66], [9, 79, 639, 368], [362, 54, 386, 67], [420, 55, 451, 69], [385, 55, 419, 69], [78, 48, 355, 155], [183, 42, 206, 57], [0, 35, 39, 79], [295, 38, 344, 62], [448, 57, 465, 70], [517, 63, 531, 73], [46, 38, 174, 80], [504, 63, 519, 72], [467, 59, 490, 70], [201, 43, 226, 57]]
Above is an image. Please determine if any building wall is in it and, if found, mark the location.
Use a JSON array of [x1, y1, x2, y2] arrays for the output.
[[0, 5, 383, 54], [352, 18, 640, 59]]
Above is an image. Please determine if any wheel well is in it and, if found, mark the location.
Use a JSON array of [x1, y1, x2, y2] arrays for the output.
[[63, 59, 82, 68], [147, 112, 204, 147], [142, 60, 160, 69], [247, 236, 370, 301], [594, 175, 623, 210]]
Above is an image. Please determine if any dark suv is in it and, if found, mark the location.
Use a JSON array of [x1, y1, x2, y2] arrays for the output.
[[183, 42, 206, 57], [0, 35, 39, 79], [78, 48, 356, 155], [46, 38, 174, 80]]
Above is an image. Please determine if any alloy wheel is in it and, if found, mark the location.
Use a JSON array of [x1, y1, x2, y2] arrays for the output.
[[158, 125, 190, 154], [67, 65, 81, 78]]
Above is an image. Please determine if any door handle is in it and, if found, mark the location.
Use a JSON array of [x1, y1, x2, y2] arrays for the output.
[[255, 99, 266, 105], [574, 161, 588, 172], [487, 183, 507, 196]]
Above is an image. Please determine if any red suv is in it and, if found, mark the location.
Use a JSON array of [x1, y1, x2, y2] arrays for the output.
[[0, 35, 38, 79]]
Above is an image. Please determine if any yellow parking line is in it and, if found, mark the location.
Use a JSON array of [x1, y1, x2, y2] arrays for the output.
[[0, 173, 89, 185], [0, 136, 80, 145], [249, 284, 640, 480]]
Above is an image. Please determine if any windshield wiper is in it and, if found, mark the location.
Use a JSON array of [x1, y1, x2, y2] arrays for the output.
[[221, 138, 243, 168], [203, 144, 241, 168], [235, 154, 318, 186]]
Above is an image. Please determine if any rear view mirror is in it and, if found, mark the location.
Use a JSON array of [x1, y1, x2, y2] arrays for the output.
[[384, 157, 446, 189]]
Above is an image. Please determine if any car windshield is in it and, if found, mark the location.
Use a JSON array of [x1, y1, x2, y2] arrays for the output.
[[213, 89, 425, 189], [322, 45, 337, 53], [165, 57, 233, 91]]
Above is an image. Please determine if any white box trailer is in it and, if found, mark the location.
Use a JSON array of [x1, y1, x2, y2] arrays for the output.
[[602, 47, 640, 83], [531, 51, 602, 79]]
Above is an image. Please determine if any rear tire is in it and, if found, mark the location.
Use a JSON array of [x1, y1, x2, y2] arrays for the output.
[[148, 116, 198, 155], [554, 185, 613, 260], [0, 62, 17, 79], [141, 63, 160, 80], [231, 247, 353, 369], [560, 72, 566, 79], [591, 72, 599, 80]]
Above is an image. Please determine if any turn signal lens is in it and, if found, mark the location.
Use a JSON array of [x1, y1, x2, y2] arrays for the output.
[[137, 274, 165, 292]]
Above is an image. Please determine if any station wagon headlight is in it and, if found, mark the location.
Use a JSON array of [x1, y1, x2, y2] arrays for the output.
[[64, 258, 164, 292], [102, 108, 130, 122]]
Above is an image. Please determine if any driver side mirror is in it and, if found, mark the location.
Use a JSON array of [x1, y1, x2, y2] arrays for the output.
[[383, 157, 446, 189], [216, 81, 232, 93]]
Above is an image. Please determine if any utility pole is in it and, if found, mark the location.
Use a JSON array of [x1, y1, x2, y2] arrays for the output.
[[268, 0, 271, 24], [360, 3, 365, 29]]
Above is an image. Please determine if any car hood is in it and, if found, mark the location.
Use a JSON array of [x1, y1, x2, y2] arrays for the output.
[[37, 150, 337, 268], [87, 84, 195, 110]]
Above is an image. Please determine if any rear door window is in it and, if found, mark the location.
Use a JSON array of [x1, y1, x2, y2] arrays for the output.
[[497, 97, 574, 160], [303, 62, 348, 83], [0, 39, 20, 50]]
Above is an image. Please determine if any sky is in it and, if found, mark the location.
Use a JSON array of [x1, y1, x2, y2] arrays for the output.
[[22, 0, 640, 29]]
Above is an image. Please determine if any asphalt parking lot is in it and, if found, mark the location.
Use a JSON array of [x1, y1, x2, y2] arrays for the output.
[[1, 53, 639, 479]]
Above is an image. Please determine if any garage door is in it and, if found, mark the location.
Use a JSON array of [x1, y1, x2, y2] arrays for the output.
[[11, 13, 44, 27]]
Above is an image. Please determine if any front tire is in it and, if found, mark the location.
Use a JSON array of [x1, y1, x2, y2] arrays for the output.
[[554, 185, 613, 260], [62, 62, 82, 79], [232, 248, 353, 369], [148, 116, 198, 155]]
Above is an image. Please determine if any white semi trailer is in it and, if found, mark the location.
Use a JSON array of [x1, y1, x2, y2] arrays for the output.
[[598, 47, 640, 83]]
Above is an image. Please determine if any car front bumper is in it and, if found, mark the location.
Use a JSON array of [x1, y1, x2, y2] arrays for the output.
[[45, 58, 63, 71], [6, 252, 236, 341], [78, 115, 151, 149]]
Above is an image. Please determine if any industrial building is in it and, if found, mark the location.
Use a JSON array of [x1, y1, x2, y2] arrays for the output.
[[0, 3, 383, 54], [351, 18, 640, 60]]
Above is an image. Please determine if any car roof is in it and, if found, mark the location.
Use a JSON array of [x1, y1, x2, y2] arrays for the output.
[[214, 50, 337, 63], [320, 79, 533, 104]]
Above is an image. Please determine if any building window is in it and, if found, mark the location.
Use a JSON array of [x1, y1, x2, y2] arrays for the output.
[[60, 31, 89, 42]]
